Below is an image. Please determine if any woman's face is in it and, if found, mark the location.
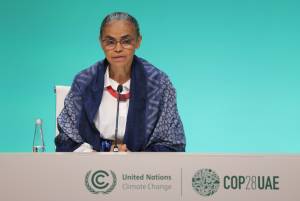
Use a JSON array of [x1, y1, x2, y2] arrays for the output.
[[100, 20, 141, 68]]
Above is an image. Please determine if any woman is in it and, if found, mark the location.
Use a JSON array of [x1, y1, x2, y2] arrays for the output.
[[55, 12, 185, 152]]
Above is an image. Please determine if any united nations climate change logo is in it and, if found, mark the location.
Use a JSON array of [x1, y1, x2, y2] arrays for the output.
[[85, 170, 117, 195], [192, 169, 220, 196]]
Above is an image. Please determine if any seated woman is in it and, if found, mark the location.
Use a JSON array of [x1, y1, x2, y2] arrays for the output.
[[55, 12, 186, 152]]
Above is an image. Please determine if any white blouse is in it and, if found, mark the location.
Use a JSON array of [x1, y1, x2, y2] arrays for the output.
[[74, 67, 130, 152]]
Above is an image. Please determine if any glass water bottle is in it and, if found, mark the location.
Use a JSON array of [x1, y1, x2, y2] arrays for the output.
[[32, 118, 45, 152]]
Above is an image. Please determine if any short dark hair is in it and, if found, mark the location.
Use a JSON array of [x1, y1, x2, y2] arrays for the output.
[[100, 12, 140, 39]]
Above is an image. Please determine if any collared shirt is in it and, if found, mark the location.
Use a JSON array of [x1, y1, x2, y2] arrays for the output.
[[94, 67, 130, 140], [74, 67, 130, 152]]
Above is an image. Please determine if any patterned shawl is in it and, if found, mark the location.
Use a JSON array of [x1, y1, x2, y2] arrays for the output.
[[55, 56, 186, 152]]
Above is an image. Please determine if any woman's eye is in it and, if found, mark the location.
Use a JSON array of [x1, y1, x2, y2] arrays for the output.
[[122, 39, 131, 44], [106, 40, 115, 45]]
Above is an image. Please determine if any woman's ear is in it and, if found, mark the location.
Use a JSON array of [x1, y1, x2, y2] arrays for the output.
[[99, 37, 104, 49], [135, 36, 142, 49]]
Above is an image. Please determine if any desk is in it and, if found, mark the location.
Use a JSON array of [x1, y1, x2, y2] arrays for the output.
[[0, 153, 299, 201]]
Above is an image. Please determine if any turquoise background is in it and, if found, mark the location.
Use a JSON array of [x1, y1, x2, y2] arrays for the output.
[[0, 0, 299, 152]]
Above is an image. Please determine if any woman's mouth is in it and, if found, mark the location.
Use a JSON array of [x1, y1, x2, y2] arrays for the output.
[[111, 56, 126, 62]]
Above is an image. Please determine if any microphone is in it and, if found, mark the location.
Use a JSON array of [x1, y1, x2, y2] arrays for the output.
[[117, 85, 123, 94], [113, 85, 123, 152]]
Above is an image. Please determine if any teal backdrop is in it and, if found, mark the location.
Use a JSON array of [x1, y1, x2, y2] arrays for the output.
[[0, 0, 299, 152]]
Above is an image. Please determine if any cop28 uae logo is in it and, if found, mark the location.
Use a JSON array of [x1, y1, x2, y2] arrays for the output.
[[192, 169, 220, 196], [85, 170, 117, 194]]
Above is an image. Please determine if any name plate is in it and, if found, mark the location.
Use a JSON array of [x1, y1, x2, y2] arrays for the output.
[[0, 153, 299, 201]]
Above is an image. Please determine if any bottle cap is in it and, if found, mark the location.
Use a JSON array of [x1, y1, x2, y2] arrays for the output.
[[35, 119, 43, 125]]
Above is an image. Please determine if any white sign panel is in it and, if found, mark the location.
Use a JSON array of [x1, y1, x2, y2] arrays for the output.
[[0, 153, 299, 201]]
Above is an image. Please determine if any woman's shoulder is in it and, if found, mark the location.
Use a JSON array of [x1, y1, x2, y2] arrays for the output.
[[71, 60, 106, 94], [74, 60, 104, 81], [136, 56, 170, 83], [136, 56, 174, 90]]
